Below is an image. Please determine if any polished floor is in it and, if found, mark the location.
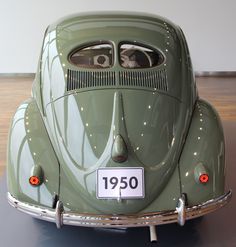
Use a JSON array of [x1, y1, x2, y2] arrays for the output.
[[0, 76, 236, 176]]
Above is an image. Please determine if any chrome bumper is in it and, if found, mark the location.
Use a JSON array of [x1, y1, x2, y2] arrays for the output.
[[7, 191, 232, 228]]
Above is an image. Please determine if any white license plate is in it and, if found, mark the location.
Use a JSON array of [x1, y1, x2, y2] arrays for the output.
[[96, 167, 145, 199]]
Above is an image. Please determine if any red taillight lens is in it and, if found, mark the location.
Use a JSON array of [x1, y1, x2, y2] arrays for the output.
[[29, 176, 40, 186], [199, 174, 209, 184]]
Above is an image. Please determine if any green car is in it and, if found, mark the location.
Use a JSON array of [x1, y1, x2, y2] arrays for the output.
[[7, 12, 232, 242]]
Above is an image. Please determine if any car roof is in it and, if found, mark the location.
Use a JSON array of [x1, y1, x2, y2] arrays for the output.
[[49, 11, 177, 31], [47, 11, 180, 58]]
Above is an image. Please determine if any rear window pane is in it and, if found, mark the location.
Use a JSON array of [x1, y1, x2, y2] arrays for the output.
[[70, 43, 113, 68], [119, 43, 164, 69]]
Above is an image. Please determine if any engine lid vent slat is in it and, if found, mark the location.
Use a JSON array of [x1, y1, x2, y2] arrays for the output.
[[67, 70, 116, 91], [118, 69, 168, 91], [67, 69, 168, 92]]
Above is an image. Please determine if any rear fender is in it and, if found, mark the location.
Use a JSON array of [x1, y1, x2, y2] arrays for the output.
[[7, 98, 59, 208], [179, 99, 225, 206]]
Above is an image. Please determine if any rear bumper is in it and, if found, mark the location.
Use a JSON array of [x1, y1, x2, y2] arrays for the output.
[[7, 190, 232, 228]]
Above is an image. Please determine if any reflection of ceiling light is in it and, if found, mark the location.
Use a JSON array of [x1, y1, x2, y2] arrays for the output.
[[171, 137, 175, 146], [144, 122, 147, 126]]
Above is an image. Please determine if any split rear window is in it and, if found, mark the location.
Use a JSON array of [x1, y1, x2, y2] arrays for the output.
[[69, 42, 164, 69]]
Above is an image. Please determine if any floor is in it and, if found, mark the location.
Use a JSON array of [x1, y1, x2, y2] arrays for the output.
[[0, 76, 235, 177]]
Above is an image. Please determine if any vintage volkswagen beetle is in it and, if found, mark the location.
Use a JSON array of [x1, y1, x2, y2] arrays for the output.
[[7, 12, 232, 241]]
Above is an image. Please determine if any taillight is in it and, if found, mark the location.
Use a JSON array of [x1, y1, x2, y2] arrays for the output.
[[199, 174, 209, 184], [29, 176, 40, 186], [194, 163, 209, 184], [29, 165, 44, 186]]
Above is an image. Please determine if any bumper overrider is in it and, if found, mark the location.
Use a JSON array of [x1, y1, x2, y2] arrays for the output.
[[7, 191, 232, 228]]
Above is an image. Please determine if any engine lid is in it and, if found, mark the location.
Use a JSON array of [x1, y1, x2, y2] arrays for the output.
[[45, 89, 188, 213]]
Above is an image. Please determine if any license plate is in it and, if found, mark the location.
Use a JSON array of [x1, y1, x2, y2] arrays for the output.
[[96, 167, 145, 199]]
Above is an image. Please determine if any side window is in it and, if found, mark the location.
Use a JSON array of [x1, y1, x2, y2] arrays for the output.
[[119, 43, 164, 69], [69, 43, 113, 68]]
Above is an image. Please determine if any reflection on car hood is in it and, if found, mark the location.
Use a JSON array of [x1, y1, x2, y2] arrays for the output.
[[45, 89, 189, 213]]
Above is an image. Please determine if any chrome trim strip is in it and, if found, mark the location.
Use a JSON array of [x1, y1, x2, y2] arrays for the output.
[[7, 190, 232, 228]]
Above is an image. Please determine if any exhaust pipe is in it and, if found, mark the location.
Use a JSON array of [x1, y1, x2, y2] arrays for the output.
[[149, 225, 157, 242]]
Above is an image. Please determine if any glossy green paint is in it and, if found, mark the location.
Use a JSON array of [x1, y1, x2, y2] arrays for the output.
[[8, 12, 226, 215], [7, 99, 60, 207], [179, 99, 225, 206], [46, 89, 189, 213]]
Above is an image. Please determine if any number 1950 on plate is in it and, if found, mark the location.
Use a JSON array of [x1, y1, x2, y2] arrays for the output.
[[96, 167, 145, 199]]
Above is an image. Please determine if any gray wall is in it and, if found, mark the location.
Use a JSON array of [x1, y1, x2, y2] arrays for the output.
[[1, 0, 235, 73]]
